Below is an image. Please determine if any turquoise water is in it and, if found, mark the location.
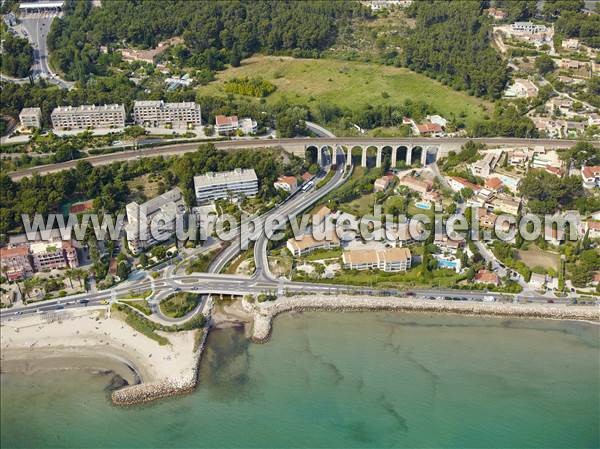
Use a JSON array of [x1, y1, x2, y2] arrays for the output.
[[2, 313, 599, 448], [436, 258, 458, 269]]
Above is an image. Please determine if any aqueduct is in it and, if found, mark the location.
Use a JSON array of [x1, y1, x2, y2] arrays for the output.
[[305, 141, 453, 168]]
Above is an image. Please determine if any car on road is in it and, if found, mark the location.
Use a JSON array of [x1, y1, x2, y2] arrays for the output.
[[100, 300, 109, 305], [14, 311, 23, 315], [78, 299, 89, 304]]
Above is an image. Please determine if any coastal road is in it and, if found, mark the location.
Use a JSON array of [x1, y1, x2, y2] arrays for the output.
[[1, 271, 584, 322], [7, 137, 596, 181]]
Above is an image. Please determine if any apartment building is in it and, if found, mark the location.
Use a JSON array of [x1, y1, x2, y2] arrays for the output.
[[0, 246, 33, 281], [133, 101, 202, 128], [286, 231, 340, 257], [194, 168, 258, 204], [51, 104, 126, 130], [29, 240, 79, 271], [19, 107, 42, 129], [125, 187, 186, 254], [342, 247, 411, 272]]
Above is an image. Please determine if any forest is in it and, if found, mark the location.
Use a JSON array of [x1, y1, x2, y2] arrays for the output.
[[402, 1, 509, 100], [47, 0, 367, 81]]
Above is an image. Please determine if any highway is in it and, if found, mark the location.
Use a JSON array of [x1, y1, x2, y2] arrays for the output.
[[7, 137, 597, 181]]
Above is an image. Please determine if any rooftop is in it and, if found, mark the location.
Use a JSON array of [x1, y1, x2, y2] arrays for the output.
[[194, 168, 257, 188]]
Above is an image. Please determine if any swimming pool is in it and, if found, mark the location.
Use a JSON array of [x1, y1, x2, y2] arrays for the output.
[[437, 258, 458, 269], [415, 201, 432, 210], [497, 174, 520, 191]]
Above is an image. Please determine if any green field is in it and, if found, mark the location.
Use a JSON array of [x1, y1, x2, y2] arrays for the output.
[[196, 56, 491, 128]]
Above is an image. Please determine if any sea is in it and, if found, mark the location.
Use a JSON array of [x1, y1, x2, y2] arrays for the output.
[[1, 312, 599, 448]]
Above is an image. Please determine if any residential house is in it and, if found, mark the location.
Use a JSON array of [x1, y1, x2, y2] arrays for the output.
[[489, 194, 520, 215], [588, 221, 600, 239], [434, 235, 464, 254], [474, 269, 500, 286], [505, 79, 538, 98], [448, 177, 481, 193], [0, 246, 33, 281], [471, 152, 501, 177], [414, 122, 444, 137], [274, 175, 298, 194], [214, 115, 257, 135], [398, 176, 431, 194], [487, 7, 507, 20], [485, 177, 504, 192], [582, 166, 600, 189], [374, 175, 394, 192]]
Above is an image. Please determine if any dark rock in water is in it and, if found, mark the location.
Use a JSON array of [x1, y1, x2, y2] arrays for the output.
[[105, 374, 129, 392]]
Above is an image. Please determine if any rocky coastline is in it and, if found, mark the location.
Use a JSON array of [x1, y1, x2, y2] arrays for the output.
[[111, 328, 208, 406], [246, 296, 600, 343]]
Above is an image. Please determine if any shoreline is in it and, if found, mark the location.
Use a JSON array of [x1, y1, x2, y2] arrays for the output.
[[0, 307, 202, 406], [244, 295, 600, 342], [2, 296, 598, 406]]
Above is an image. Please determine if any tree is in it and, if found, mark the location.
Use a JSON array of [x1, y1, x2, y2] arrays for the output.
[[543, 0, 584, 19], [535, 54, 556, 76]]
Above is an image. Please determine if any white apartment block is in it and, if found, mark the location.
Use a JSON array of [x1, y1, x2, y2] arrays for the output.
[[125, 187, 186, 254], [133, 101, 201, 128], [194, 168, 258, 204], [51, 104, 126, 130], [19, 107, 42, 129], [342, 248, 411, 272]]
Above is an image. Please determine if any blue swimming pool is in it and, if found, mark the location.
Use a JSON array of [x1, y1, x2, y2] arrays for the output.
[[497, 174, 520, 190], [437, 258, 458, 269], [415, 201, 432, 210]]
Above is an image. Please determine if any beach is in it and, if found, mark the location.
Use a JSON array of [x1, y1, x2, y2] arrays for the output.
[[0, 307, 200, 405]]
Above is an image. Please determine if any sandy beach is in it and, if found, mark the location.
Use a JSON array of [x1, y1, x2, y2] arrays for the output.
[[0, 307, 199, 403]]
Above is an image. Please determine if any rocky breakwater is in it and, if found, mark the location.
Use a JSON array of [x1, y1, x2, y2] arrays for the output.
[[111, 329, 209, 406], [249, 295, 600, 342]]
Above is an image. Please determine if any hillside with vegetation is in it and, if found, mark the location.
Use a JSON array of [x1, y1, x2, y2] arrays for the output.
[[47, 0, 367, 81], [402, 1, 509, 99]]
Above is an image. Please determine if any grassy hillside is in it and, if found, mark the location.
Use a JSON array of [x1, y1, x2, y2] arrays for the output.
[[196, 56, 492, 129]]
